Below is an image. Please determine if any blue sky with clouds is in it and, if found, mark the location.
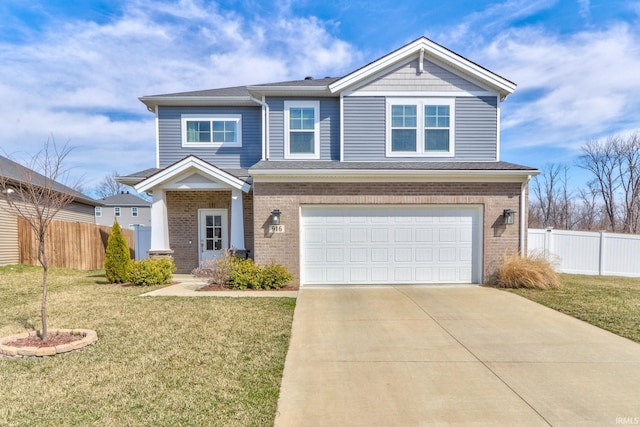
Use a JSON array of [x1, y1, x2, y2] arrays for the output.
[[1, 0, 639, 195]]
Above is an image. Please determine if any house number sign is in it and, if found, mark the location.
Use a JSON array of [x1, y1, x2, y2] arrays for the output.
[[269, 225, 285, 233]]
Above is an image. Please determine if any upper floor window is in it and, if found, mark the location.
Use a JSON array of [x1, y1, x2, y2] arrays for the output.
[[386, 98, 455, 157], [95, 207, 102, 217], [182, 114, 242, 147], [131, 207, 138, 217], [284, 101, 320, 159], [114, 207, 121, 217]]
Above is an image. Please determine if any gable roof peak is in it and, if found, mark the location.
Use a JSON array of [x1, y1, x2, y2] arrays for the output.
[[329, 36, 516, 100]]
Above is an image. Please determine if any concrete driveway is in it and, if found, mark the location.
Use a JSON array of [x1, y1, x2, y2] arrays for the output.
[[275, 286, 640, 426]]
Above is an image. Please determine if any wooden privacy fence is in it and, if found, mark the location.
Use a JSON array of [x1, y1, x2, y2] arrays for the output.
[[18, 217, 135, 270]]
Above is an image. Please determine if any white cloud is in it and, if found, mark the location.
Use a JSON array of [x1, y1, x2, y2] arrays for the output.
[[0, 0, 362, 191], [480, 23, 640, 149]]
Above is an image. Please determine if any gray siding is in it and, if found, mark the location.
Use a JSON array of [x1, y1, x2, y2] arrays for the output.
[[343, 96, 497, 161], [158, 106, 262, 169], [343, 97, 387, 160], [359, 58, 484, 93], [456, 96, 497, 160], [267, 97, 339, 160], [95, 206, 151, 228]]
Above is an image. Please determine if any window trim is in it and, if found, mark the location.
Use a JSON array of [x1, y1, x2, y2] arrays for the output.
[[284, 100, 320, 159], [131, 207, 138, 217], [95, 207, 102, 217], [181, 114, 242, 148], [385, 98, 455, 157], [114, 207, 121, 217]]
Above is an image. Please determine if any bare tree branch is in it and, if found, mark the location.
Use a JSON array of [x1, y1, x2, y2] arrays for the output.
[[0, 137, 79, 340]]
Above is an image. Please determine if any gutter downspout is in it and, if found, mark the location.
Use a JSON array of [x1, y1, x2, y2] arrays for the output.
[[521, 175, 532, 255], [250, 96, 269, 160]]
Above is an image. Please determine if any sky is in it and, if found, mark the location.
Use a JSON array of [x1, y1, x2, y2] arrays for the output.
[[1, 0, 639, 197]]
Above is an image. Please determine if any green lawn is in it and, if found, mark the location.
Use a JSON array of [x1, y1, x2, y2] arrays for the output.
[[509, 273, 640, 343], [0, 265, 296, 427]]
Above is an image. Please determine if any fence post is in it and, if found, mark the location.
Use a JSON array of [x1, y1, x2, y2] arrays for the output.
[[544, 228, 553, 260], [598, 231, 605, 276]]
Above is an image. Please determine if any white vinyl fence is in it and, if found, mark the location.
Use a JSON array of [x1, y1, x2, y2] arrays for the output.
[[528, 228, 640, 277], [133, 225, 151, 260]]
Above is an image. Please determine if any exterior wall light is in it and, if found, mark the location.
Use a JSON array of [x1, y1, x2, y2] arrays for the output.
[[270, 209, 281, 226], [503, 209, 516, 225]]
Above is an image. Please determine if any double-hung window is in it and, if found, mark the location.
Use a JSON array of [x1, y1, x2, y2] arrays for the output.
[[114, 207, 121, 217], [95, 207, 102, 217], [182, 114, 242, 147], [386, 98, 455, 157], [284, 101, 320, 159], [131, 207, 138, 217]]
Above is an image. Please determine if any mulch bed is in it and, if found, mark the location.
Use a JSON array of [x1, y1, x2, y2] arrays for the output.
[[198, 284, 299, 292], [5, 333, 81, 348]]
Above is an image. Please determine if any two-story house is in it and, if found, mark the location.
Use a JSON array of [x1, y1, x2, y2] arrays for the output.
[[95, 191, 151, 228], [119, 37, 539, 284]]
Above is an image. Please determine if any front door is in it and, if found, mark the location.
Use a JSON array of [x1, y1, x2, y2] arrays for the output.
[[198, 209, 228, 264]]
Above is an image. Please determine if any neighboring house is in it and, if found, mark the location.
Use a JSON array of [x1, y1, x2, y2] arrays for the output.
[[95, 191, 151, 228], [118, 37, 539, 284], [0, 155, 99, 265]]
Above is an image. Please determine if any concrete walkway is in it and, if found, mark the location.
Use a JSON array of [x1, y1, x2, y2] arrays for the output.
[[140, 274, 298, 298], [275, 285, 640, 426]]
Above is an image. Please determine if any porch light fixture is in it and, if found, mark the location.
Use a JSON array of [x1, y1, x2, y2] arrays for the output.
[[503, 209, 516, 225], [270, 209, 281, 226]]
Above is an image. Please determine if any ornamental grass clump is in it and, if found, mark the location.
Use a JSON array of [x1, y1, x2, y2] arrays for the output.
[[495, 252, 561, 290]]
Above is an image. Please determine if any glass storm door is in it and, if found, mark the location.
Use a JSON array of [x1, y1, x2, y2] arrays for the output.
[[198, 209, 228, 264]]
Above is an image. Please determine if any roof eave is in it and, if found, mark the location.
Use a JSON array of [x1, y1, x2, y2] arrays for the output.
[[249, 168, 539, 181], [246, 86, 333, 97], [139, 95, 255, 111]]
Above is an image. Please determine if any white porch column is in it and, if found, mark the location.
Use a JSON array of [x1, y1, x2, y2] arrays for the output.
[[149, 189, 172, 254], [230, 189, 245, 250]]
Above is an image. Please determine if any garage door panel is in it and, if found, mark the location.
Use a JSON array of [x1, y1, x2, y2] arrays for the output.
[[305, 248, 324, 264], [301, 205, 481, 285], [350, 248, 368, 262], [416, 247, 433, 262], [394, 228, 412, 242], [350, 268, 368, 282], [394, 267, 413, 281], [416, 267, 433, 281], [326, 229, 345, 243], [326, 248, 344, 263], [371, 268, 388, 282], [371, 248, 388, 262], [394, 248, 413, 262], [371, 229, 389, 242], [305, 228, 323, 243], [350, 229, 368, 242], [415, 228, 433, 242]]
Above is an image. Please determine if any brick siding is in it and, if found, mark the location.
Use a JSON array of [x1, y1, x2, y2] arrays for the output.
[[165, 190, 254, 273], [252, 181, 526, 285]]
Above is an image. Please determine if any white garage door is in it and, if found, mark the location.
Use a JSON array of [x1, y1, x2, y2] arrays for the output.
[[301, 205, 482, 285]]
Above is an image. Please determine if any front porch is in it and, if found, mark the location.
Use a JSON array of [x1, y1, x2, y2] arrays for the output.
[[134, 156, 253, 273]]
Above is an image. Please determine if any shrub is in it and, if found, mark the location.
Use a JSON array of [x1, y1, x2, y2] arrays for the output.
[[261, 262, 294, 289], [494, 252, 560, 289], [191, 251, 293, 290], [129, 257, 176, 286], [228, 257, 263, 290], [104, 221, 131, 283], [192, 249, 235, 286]]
